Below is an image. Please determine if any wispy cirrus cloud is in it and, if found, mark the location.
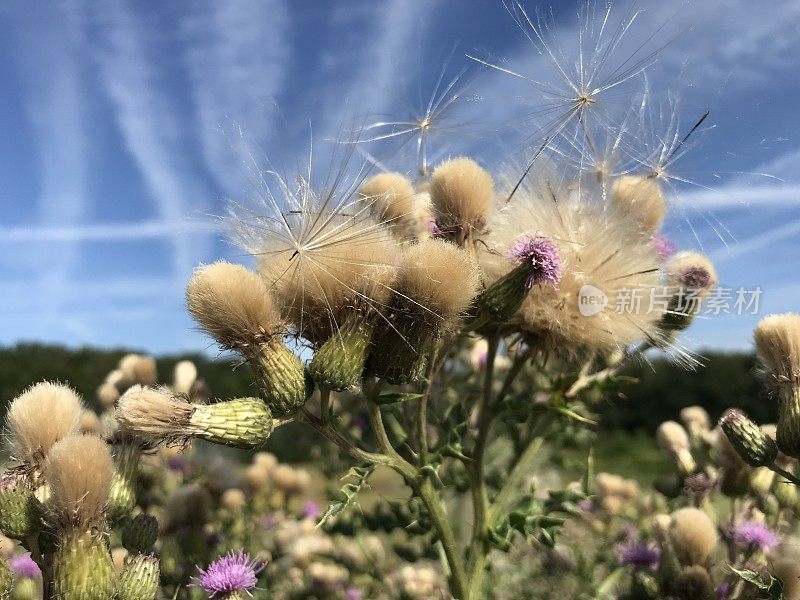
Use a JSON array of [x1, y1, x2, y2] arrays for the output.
[[182, 0, 290, 197], [90, 0, 214, 281]]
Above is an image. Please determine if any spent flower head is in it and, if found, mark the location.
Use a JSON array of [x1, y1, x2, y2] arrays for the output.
[[193, 551, 264, 597]]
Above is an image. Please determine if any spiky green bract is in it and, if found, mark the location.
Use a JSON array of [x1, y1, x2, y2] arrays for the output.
[[52, 532, 116, 600], [108, 442, 142, 524], [122, 513, 158, 554], [719, 409, 778, 468], [190, 398, 274, 449], [119, 554, 159, 600], [309, 316, 374, 391], [118, 388, 275, 449], [776, 386, 800, 460], [0, 557, 11, 600], [186, 262, 308, 417], [479, 263, 531, 323], [0, 472, 41, 540], [368, 239, 480, 384], [248, 339, 310, 416]]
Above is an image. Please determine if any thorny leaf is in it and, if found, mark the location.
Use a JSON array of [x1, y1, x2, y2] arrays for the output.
[[317, 464, 375, 528], [729, 566, 784, 599]]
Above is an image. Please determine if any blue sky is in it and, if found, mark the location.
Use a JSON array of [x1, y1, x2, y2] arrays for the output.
[[0, 0, 798, 355]]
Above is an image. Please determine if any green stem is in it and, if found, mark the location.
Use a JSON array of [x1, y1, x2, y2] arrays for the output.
[[319, 387, 331, 425], [488, 415, 553, 526], [298, 408, 388, 466], [364, 379, 469, 599], [465, 336, 499, 598], [769, 464, 800, 487]]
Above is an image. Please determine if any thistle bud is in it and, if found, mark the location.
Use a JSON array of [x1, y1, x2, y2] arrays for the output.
[[121, 514, 158, 554], [52, 532, 117, 600], [309, 316, 374, 391], [754, 313, 800, 458], [117, 387, 274, 449], [118, 554, 159, 600], [668, 508, 718, 567], [656, 421, 696, 473], [719, 409, 778, 468], [479, 235, 561, 323], [0, 473, 41, 540], [108, 441, 142, 523], [186, 261, 307, 416]]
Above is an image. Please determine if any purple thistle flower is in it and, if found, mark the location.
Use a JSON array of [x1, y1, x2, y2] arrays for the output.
[[577, 499, 595, 513], [345, 587, 364, 600], [192, 551, 264, 597], [716, 582, 732, 600], [303, 500, 322, 521], [427, 219, 441, 235], [617, 540, 660, 570], [507, 235, 562, 289], [731, 521, 779, 551], [652, 234, 677, 260], [9, 553, 40, 578]]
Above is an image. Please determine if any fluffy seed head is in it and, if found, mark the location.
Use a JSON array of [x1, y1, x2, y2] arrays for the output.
[[5, 382, 83, 465], [482, 171, 665, 354], [679, 406, 710, 435], [119, 355, 157, 386], [665, 251, 717, 294], [257, 213, 399, 344], [754, 313, 800, 384], [187, 261, 283, 351], [429, 157, 493, 240], [173, 360, 198, 396], [116, 386, 194, 446], [43, 434, 114, 530], [668, 507, 718, 566], [395, 239, 480, 323], [96, 383, 120, 408], [656, 421, 690, 454], [359, 172, 429, 241], [611, 175, 667, 233], [221, 489, 247, 512]]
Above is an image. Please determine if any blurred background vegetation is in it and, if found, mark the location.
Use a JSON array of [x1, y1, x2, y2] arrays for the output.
[[0, 343, 774, 487]]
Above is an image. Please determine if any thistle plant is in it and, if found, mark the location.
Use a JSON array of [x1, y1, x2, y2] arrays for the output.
[[3, 2, 798, 600]]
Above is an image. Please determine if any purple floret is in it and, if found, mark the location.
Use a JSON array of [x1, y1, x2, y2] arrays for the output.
[[731, 521, 779, 551], [678, 265, 712, 289], [506, 235, 562, 289], [617, 541, 660, 570], [10, 553, 41, 578], [193, 551, 264, 597], [652, 234, 677, 260], [303, 499, 322, 521]]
